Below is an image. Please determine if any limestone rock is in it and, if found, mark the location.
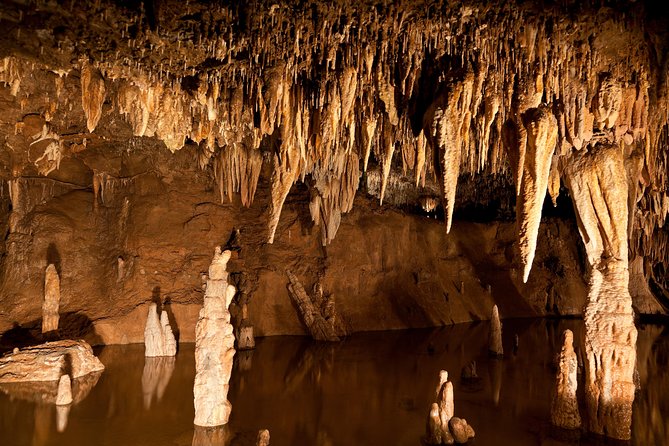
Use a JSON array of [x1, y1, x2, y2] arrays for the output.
[[80, 60, 106, 132], [448, 417, 475, 444], [144, 302, 177, 357], [194, 247, 236, 427], [55, 374, 72, 405], [425, 370, 469, 445], [285, 270, 339, 342], [42, 264, 60, 334], [236, 325, 255, 350], [426, 403, 442, 444], [489, 305, 503, 357], [550, 330, 581, 429], [256, 429, 270, 446], [0, 340, 104, 383]]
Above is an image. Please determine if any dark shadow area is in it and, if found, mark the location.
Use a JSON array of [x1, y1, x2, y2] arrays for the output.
[[46, 243, 61, 276], [0, 312, 102, 354]]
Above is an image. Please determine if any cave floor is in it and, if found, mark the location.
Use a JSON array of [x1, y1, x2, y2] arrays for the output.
[[0, 318, 666, 446]]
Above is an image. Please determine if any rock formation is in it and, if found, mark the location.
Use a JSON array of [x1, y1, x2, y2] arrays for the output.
[[489, 305, 503, 357], [286, 270, 340, 341], [550, 329, 581, 430], [425, 370, 475, 445], [55, 374, 73, 405], [564, 143, 637, 440], [236, 304, 255, 351], [194, 247, 236, 427], [42, 264, 60, 334], [144, 302, 177, 357], [0, 340, 104, 383], [257, 429, 270, 446]]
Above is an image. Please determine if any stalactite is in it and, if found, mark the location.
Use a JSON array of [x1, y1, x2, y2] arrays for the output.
[[80, 60, 106, 133], [516, 106, 558, 282]]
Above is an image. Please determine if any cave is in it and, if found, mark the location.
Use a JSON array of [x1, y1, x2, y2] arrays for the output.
[[0, 0, 668, 444]]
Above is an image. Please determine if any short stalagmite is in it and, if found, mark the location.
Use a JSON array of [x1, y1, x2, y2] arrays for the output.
[[550, 329, 581, 429], [194, 247, 236, 427], [55, 374, 72, 406], [425, 370, 475, 445], [286, 270, 339, 342], [564, 143, 637, 440], [144, 303, 177, 357], [489, 305, 503, 357], [42, 264, 60, 334], [256, 429, 270, 446]]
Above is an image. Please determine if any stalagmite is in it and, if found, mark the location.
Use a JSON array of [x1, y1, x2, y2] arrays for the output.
[[551, 329, 581, 430], [80, 61, 106, 132], [42, 264, 60, 334], [55, 374, 72, 406], [516, 106, 558, 282], [489, 305, 503, 357], [194, 247, 236, 427], [425, 370, 474, 445], [564, 143, 637, 440], [144, 303, 177, 357], [256, 429, 270, 446]]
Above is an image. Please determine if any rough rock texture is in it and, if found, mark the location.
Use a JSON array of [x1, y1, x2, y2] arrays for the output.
[[42, 264, 60, 334], [55, 374, 73, 406], [425, 370, 473, 445], [286, 270, 340, 342], [488, 305, 503, 357], [0, 340, 104, 383], [193, 248, 236, 427], [550, 329, 581, 430], [448, 417, 475, 444], [564, 143, 638, 440], [144, 302, 177, 357]]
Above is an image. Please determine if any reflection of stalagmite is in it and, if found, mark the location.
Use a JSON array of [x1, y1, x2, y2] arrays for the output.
[[489, 305, 503, 357], [42, 264, 60, 334], [56, 404, 70, 433], [236, 304, 255, 350], [285, 270, 339, 342], [141, 356, 176, 409], [144, 303, 177, 357], [551, 330, 581, 429], [194, 247, 236, 427], [55, 374, 72, 405], [564, 143, 637, 440]]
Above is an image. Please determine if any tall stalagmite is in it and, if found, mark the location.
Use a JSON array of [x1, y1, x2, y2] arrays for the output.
[[144, 303, 177, 357], [564, 143, 637, 440], [42, 264, 60, 334], [489, 305, 503, 357], [194, 247, 236, 427]]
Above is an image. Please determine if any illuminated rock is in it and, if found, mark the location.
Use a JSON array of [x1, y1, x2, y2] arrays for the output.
[[489, 305, 503, 357], [55, 374, 72, 406], [550, 329, 581, 430], [42, 264, 60, 334], [256, 429, 270, 446], [144, 303, 177, 357]]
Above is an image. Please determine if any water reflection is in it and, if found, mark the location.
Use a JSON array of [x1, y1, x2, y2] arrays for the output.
[[0, 320, 667, 445]]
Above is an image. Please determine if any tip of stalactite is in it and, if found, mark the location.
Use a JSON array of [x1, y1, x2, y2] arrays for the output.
[[522, 264, 531, 283]]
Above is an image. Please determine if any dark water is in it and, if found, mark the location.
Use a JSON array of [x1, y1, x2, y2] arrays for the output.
[[0, 319, 668, 446]]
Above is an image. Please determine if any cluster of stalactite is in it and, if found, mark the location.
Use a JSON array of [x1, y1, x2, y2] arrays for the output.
[[0, 0, 668, 265]]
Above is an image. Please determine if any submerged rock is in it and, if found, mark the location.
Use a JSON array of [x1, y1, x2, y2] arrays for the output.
[[448, 417, 475, 444], [0, 340, 104, 383], [256, 429, 270, 446], [425, 370, 473, 445]]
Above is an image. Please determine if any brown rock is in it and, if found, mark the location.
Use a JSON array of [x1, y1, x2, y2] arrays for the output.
[[550, 329, 581, 429], [0, 340, 104, 383]]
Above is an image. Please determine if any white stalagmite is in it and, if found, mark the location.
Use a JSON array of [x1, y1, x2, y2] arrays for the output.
[[551, 329, 581, 429], [55, 374, 73, 405], [194, 247, 236, 427], [489, 305, 503, 357], [256, 429, 270, 446], [80, 60, 106, 133], [144, 303, 177, 357], [425, 370, 475, 444], [516, 106, 558, 283], [564, 142, 637, 440], [42, 264, 60, 334]]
